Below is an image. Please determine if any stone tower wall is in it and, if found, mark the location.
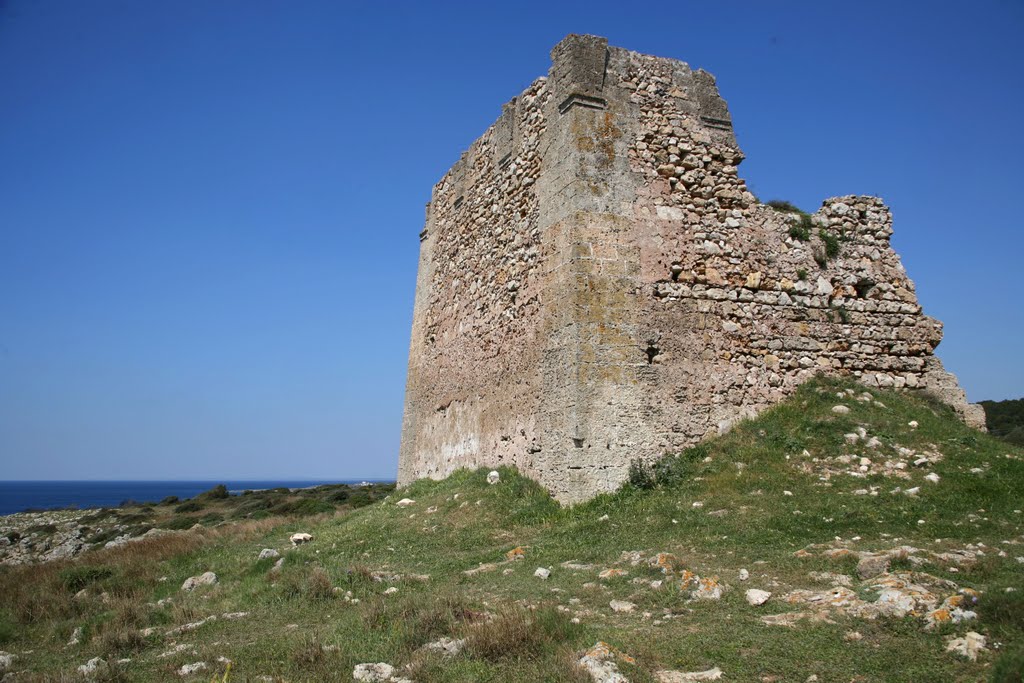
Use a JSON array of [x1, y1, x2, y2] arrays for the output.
[[398, 35, 984, 503]]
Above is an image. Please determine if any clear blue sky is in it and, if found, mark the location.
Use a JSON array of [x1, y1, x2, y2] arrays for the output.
[[1, 1, 1022, 481]]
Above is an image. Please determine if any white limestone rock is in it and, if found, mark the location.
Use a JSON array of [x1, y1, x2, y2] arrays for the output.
[[534, 567, 551, 580], [486, 470, 501, 485], [258, 548, 280, 560], [745, 589, 771, 606], [289, 533, 313, 546], [946, 631, 987, 661], [181, 571, 218, 592]]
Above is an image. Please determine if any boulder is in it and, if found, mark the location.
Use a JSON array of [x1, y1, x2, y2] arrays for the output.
[[486, 470, 501, 485], [745, 589, 771, 606], [353, 662, 396, 682], [289, 533, 313, 547], [258, 548, 280, 560], [181, 571, 218, 592]]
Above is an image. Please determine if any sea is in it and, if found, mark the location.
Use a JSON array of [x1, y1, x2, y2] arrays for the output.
[[0, 480, 392, 516]]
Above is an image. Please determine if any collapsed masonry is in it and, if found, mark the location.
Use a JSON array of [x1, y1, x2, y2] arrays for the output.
[[398, 35, 984, 504]]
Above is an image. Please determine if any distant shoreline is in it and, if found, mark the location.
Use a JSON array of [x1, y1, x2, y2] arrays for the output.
[[0, 479, 396, 517]]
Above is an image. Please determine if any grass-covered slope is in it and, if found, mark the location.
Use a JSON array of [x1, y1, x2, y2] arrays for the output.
[[1, 377, 1022, 682]]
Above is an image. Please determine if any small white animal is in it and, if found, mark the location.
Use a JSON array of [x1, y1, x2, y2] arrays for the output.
[[290, 533, 313, 547]]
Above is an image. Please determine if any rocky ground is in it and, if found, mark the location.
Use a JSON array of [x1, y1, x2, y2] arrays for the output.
[[0, 378, 1021, 682]]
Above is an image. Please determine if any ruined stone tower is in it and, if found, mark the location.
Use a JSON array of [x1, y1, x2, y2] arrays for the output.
[[398, 35, 983, 504]]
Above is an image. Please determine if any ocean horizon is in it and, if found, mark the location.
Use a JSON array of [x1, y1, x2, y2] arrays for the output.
[[0, 479, 395, 516]]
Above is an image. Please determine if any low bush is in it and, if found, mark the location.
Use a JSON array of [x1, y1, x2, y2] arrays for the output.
[[59, 565, 114, 593], [767, 199, 801, 212], [174, 501, 203, 514], [463, 606, 581, 663]]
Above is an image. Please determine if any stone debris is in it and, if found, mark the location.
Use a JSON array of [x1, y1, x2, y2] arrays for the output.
[[421, 637, 466, 657], [486, 470, 501, 485], [353, 662, 413, 683], [506, 546, 526, 561], [610, 600, 636, 613], [77, 657, 105, 676], [396, 498, 416, 507], [0, 652, 15, 670], [600, 568, 629, 579], [856, 555, 890, 579], [177, 662, 208, 677], [289, 532, 313, 546], [655, 668, 724, 682], [68, 626, 83, 645], [745, 589, 771, 606], [577, 641, 633, 683], [181, 571, 218, 592], [534, 567, 551, 580], [831, 405, 850, 415], [738, 568, 749, 581], [258, 548, 280, 560], [945, 632, 987, 661], [166, 615, 217, 636], [159, 644, 198, 658]]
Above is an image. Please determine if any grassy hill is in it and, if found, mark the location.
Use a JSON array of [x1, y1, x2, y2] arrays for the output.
[[1, 377, 1022, 682]]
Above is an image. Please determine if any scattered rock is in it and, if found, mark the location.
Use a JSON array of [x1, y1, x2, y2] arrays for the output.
[[383, 587, 398, 595], [178, 662, 208, 677], [289, 533, 313, 546], [0, 652, 15, 670], [745, 589, 771, 606], [655, 668, 724, 682], [577, 642, 632, 683], [600, 568, 629, 579], [856, 555, 890, 580], [506, 546, 526, 561], [486, 470, 501, 485], [353, 662, 397, 682], [258, 548, 280, 560], [831, 405, 850, 415], [68, 626, 83, 645], [534, 567, 551, 580], [181, 571, 218, 592], [925, 473, 941, 484], [421, 637, 466, 657], [738, 568, 749, 581], [77, 657, 105, 676], [946, 632, 987, 661], [396, 498, 416, 507], [610, 600, 636, 613]]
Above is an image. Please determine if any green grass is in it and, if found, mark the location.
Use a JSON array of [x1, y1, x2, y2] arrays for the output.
[[1, 377, 1021, 681]]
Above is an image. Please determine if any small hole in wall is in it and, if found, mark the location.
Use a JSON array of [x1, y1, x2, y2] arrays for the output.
[[644, 344, 660, 364], [854, 278, 875, 298], [572, 438, 585, 448]]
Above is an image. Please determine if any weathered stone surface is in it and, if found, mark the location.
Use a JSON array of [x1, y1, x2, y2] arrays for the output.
[[181, 571, 217, 592], [398, 34, 982, 504]]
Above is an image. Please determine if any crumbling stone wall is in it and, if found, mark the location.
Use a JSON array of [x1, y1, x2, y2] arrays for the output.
[[399, 35, 984, 503]]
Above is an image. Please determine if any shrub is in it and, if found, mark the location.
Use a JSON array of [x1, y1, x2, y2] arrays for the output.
[[627, 459, 656, 490], [174, 501, 203, 514], [159, 516, 196, 530], [819, 229, 840, 260], [59, 565, 114, 593], [992, 647, 1024, 683], [0, 608, 15, 645], [767, 199, 801, 213], [464, 606, 580, 663], [198, 484, 229, 500], [796, 268, 808, 281], [271, 498, 335, 517], [159, 495, 179, 505]]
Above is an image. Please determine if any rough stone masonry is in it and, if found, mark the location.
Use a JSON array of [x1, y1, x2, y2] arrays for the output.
[[398, 35, 984, 504]]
